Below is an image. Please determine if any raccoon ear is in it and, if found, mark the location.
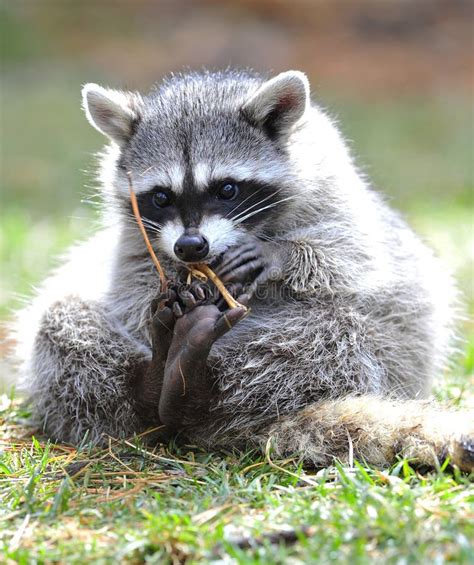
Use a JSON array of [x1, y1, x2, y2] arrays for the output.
[[82, 83, 143, 145], [242, 70, 310, 137]]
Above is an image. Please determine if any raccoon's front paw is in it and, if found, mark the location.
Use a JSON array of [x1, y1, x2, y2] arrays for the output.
[[158, 297, 248, 430], [215, 239, 289, 291]]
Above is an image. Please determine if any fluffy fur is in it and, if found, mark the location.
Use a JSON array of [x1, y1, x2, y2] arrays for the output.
[[11, 69, 473, 471]]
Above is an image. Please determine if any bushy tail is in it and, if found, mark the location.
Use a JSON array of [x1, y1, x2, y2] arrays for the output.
[[259, 396, 474, 472]]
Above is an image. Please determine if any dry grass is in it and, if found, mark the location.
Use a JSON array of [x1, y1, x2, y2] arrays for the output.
[[1, 390, 473, 564]]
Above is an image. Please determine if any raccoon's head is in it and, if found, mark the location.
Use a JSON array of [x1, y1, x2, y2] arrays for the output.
[[82, 70, 310, 264]]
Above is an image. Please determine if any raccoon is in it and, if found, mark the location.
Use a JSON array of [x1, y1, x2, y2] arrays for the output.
[[13, 69, 473, 470]]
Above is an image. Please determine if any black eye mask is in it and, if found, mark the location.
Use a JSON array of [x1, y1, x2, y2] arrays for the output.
[[124, 179, 291, 236]]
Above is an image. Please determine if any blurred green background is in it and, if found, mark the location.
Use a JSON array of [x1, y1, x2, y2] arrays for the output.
[[1, 1, 473, 369]]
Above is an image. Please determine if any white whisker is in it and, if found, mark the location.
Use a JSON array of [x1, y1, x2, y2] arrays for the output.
[[225, 185, 267, 218], [231, 188, 285, 222], [141, 217, 162, 231], [124, 212, 162, 234], [233, 195, 298, 225], [256, 232, 278, 243]]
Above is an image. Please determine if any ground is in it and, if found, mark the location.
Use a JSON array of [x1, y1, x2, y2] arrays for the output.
[[0, 378, 473, 564]]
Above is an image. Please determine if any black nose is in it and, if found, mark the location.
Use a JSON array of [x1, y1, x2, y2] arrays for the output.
[[174, 233, 210, 262]]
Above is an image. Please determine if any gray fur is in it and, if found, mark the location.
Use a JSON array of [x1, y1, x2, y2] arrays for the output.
[[12, 69, 463, 466]]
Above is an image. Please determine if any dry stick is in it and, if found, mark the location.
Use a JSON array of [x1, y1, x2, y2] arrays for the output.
[[194, 263, 245, 310], [127, 171, 248, 311], [127, 171, 168, 291]]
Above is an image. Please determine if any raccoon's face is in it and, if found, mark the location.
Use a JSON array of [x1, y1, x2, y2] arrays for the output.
[[82, 70, 310, 264]]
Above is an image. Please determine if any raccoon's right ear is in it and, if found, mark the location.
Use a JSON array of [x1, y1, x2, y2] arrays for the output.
[[82, 84, 143, 145], [241, 70, 310, 137]]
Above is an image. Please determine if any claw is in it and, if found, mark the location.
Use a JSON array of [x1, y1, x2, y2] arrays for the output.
[[172, 302, 183, 318], [180, 290, 197, 310], [195, 285, 206, 301]]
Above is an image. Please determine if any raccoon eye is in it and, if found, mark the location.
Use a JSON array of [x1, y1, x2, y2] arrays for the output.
[[217, 183, 239, 200], [152, 190, 171, 208]]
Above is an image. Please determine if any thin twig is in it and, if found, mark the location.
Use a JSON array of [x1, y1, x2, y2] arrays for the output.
[[194, 263, 248, 311], [127, 171, 168, 291], [264, 437, 318, 487]]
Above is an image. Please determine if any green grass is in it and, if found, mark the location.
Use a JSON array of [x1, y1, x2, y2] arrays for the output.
[[0, 395, 473, 564]]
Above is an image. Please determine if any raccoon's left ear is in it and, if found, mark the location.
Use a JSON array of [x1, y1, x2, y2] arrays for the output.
[[242, 70, 310, 137], [82, 84, 144, 145]]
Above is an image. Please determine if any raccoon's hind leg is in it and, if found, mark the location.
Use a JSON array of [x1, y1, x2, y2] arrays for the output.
[[158, 294, 249, 434], [134, 288, 179, 416], [28, 296, 153, 445], [258, 397, 474, 472], [135, 284, 211, 425]]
